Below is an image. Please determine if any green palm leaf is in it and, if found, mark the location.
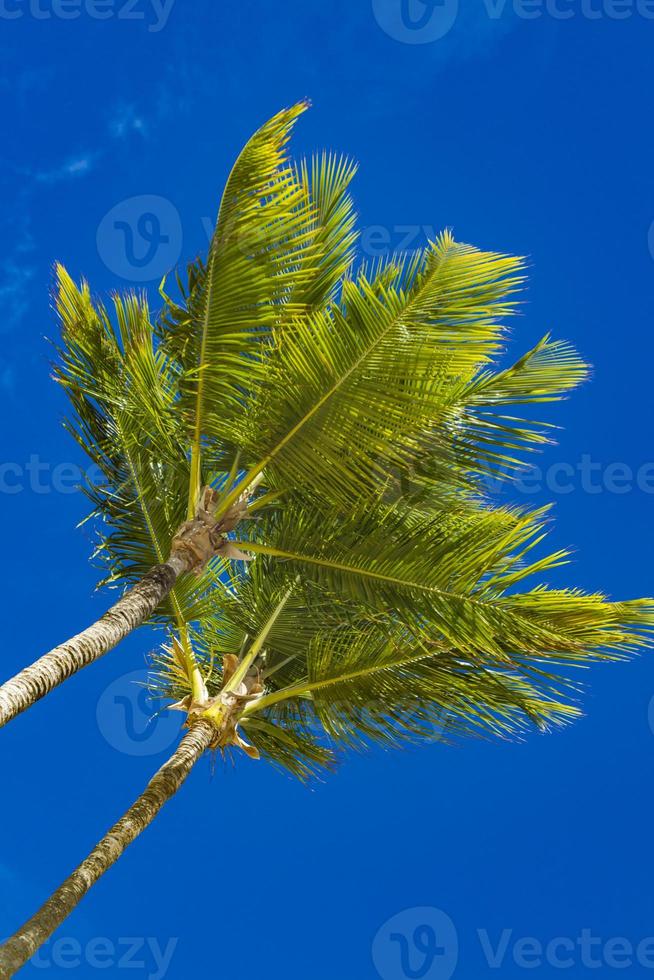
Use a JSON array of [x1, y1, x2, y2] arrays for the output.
[[290, 152, 359, 310], [54, 267, 233, 693], [214, 234, 587, 516], [160, 101, 320, 512]]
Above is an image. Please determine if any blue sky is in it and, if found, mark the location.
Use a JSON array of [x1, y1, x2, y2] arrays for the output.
[[1, 2, 654, 978]]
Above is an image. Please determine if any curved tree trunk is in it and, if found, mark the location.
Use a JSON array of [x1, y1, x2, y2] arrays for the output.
[[0, 719, 214, 977], [0, 554, 190, 730]]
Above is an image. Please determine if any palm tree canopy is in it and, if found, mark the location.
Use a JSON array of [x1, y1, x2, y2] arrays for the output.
[[54, 102, 653, 780]]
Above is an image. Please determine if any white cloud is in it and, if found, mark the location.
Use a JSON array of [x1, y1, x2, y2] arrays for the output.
[[109, 103, 147, 139], [34, 152, 99, 185]]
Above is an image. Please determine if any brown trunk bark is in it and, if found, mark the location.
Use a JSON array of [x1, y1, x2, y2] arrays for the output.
[[0, 719, 214, 977], [0, 555, 189, 730]]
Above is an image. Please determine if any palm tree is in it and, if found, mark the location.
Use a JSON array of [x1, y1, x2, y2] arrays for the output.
[[1, 101, 652, 974], [0, 98, 563, 727], [0, 101, 338, 727]]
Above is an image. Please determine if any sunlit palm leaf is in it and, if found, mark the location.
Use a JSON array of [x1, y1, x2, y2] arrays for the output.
[[54, 268, 232, 689], [215, 234, 588, 516], [160, 101, 319, 510]]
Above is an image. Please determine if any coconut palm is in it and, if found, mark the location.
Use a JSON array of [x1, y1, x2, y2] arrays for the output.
[[0, 98, 576, 727], [0, 101, 349, 726], [1, 101, 652, 974]]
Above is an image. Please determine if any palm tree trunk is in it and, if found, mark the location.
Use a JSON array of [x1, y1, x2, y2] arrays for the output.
[[0, 554, 190, 730], [0, 719, 214, 977]]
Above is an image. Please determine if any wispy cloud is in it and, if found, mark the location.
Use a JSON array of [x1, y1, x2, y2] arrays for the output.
[[0, 861, 29, 915], [0, 213, 37, 338], [0, 65, 56, 106], [0, 361, 16, 394], [33, 152, 99, 185], [0, 260, 36, 328], [29, 98, 157, 186], [0, 79, 185, 345], [109, 103, 147, 139]]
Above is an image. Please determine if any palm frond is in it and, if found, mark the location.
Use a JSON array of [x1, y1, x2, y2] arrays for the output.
[[232, 499, 565, 657], [290, 152, 358, 310], [215, 233, 587, 516], [54, 267, 231, 638], [159, 101, 318, 511], [238, 583, 652, 776], [247, 624, 583, 743]]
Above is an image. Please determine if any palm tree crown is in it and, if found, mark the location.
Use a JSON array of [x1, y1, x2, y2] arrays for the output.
[[54, 100, 653, 780]]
